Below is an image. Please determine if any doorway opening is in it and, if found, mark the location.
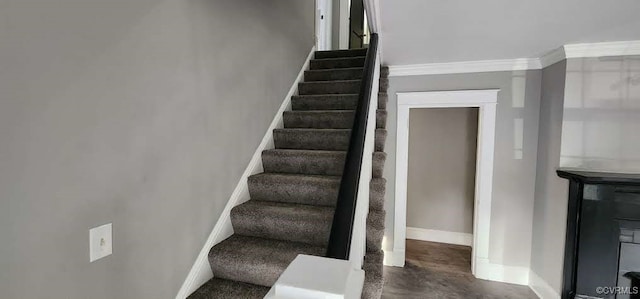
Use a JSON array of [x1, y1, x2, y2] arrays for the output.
[[392, 90, 499, 281], [405, 107, 479, 258]]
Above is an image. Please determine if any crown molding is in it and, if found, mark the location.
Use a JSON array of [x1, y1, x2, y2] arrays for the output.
[[564, 40, 640, 58], [539, 46, 566, 68], [388, 40, 640, 77], [388, 58, 541, 77]]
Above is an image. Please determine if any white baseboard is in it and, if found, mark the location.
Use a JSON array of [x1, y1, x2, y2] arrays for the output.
[[174, 46, 316, 299], [406, 227, 473, 247], [474, 258, 530, 286], [529, 270, 561, 299]]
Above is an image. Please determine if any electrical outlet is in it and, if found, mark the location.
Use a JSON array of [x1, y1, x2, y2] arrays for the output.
[[89, 223, 112, 262]]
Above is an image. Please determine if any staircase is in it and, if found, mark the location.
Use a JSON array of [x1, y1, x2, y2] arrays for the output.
[[188, 48, 388, 299], [362, 66, 389, 299]]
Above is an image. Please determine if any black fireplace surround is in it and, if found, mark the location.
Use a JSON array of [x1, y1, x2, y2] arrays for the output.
[[558, 170, 640, 299]]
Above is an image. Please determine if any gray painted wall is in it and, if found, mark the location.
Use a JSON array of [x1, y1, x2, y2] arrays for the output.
[[531, 56, 640, 293], [406, 108, 478, 234], [561, 56, 640, 172], [380, 0, 640, 65], [386, 70, 541, 268], [0, 1, 314, 298], [530, 61, 569, 292]]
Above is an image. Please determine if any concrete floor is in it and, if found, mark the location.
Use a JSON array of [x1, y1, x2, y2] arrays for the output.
[[381, 240, 538, 299]]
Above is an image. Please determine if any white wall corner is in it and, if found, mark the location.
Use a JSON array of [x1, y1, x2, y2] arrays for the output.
[[406, 227, 473, 247], [474, 258, 530, 286], [174, 46, 316, 299], [528, 270, 561, 299], [539, 46, 566, 68], [382, 249, 405, 267]]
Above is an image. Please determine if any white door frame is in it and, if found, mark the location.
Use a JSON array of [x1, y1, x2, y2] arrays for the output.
[[315, 0, 332, 51], [393, 90, 499, 277]]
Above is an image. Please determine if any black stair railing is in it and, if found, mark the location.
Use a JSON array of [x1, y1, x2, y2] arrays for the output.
[[326, 33, 379, 260]]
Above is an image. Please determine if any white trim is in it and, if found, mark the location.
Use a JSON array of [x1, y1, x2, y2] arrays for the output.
[[388, 40, 640, 76], [338, 0, 349, 50], [564, 40, 640, 59], [382, 249, 405, 267], [394, 90, 498, 280], [175, 47, 316, 299], [529, 270, 561, 299], [363, 0, 381, 34], [363, 0, 383, 61], [389, 58, 540, 76], [388, 58, 541, 77], [406, 227, 473, 247], [539, 46, 566, 68], [474, 258, 530, 286]]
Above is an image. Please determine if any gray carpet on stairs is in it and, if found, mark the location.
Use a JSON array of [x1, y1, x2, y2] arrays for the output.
[[188, 49, 387, 299]]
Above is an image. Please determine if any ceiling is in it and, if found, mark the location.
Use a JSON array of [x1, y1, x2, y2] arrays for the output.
[[379, 0, 640, 65]]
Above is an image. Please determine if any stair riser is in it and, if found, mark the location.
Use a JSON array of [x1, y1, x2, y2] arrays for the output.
[[375, 129, 387, 152], [379, 78, 389, 93], [298, 81, 360, 95], [380, 66, 389, 78], [369, 178, 386, 211], [376, 110, 387, 129], [291, 93, 386, 111], [262, 151, 346, 176], [310, 57, 365, 70], [262, 151, 386, 177], [283, 110, 385, 130], [231, 204, 332, 247], [315, 49, 367, 59], [283, 111, 354, 129], [274, 130, 351, 151], [248, 175, 340, 207], [304, 69, 363, 81], [378, 93, 388, 110], [208, 236, 324, 288], [366, 210, 385, 252]]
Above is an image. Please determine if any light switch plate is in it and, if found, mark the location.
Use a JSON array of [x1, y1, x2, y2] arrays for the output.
[[89, 223, 112, 262]]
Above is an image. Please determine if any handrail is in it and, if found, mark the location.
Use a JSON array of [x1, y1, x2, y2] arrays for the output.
[[326, 33, 379, 259]]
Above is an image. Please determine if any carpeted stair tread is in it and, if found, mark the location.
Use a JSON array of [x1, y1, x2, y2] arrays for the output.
[[305, 67, 364, 81], [369, 178, 386, 211], [372, 152, 386, 178], [380, 66, 389, 78], [187, 278, 269, 299], [362, 251, 385, 299], [248, 173, 340, 207], [315, 48, 368, 59], [291, 94, 387, 111], [377, 93, 388, 110], [208, 235, 325, 287], [231, 200, 333, 246], [375, 129, 387, 152], [376, 110, 387, 129], [366, 209, 385, 252], [310, 56, 366, 70], [298, 79, 361, 95], [379, 78, 389, 93], [283, 110, 355, 129], [262, 149, 346, 176], [262, 149, 385, 177], [274, 128, 351, 151]]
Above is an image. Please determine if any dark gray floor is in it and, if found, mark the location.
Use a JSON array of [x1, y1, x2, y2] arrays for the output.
[[381, 240, 539, 299]]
